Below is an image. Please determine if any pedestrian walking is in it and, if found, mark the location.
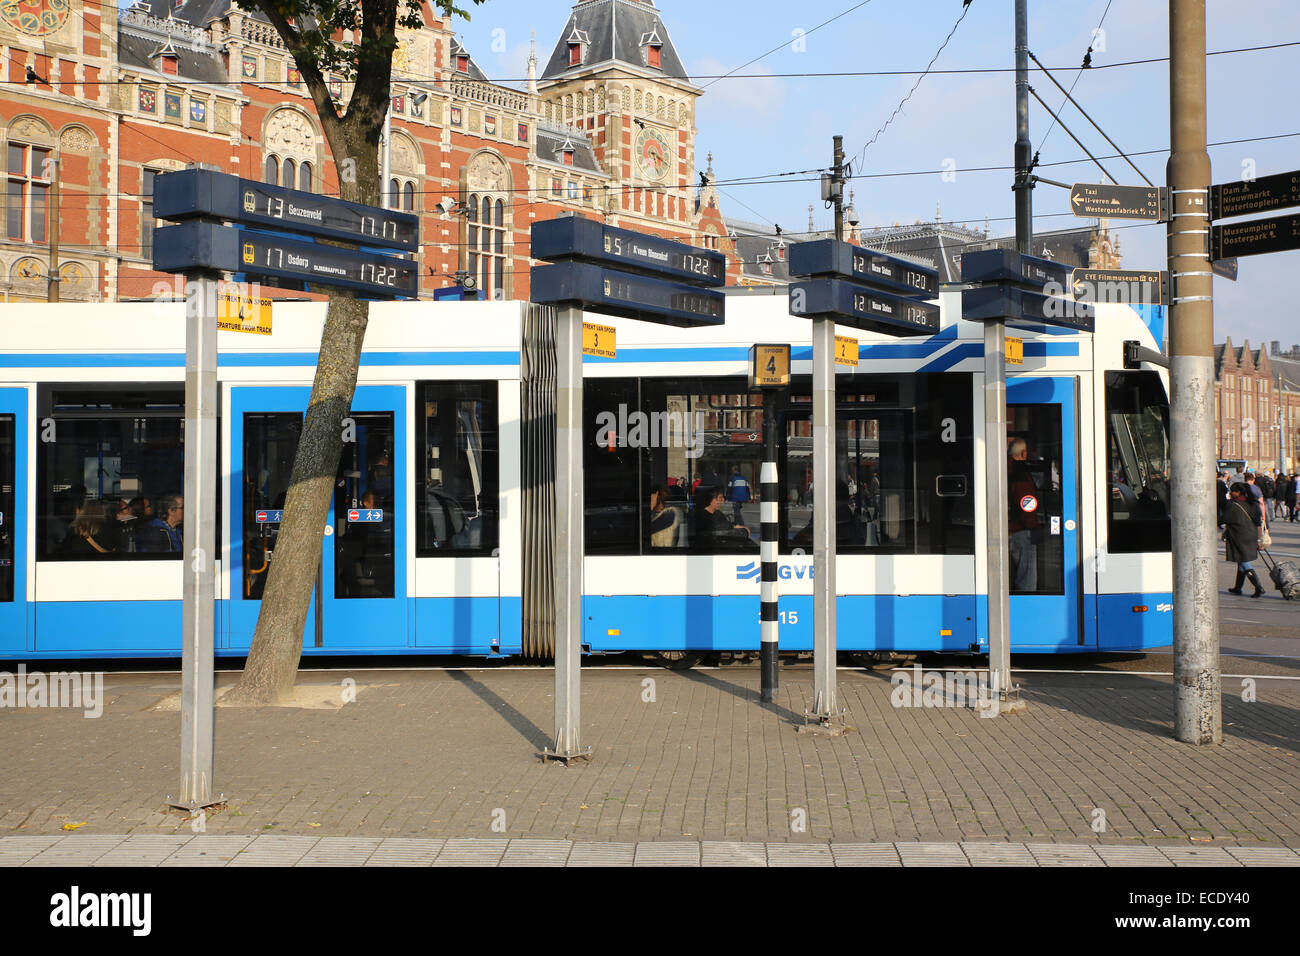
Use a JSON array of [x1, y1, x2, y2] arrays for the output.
[[1288, 474, 1298, 522], [1223, 483, 1265, 597]]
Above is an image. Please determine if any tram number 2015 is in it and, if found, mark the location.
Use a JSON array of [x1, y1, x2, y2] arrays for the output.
[[757, 611, 800, 624], [360, 263, 400, 287]]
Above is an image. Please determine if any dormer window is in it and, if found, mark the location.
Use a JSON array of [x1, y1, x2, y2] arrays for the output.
[[776, 241, 786, 261], [456, 54, 469, 72], [566, 26, 589, 66], [641, 28, 664, 69], [560, 138, 576, 167]]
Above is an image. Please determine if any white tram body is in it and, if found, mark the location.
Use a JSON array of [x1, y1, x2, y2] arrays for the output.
[[0, 290, 1172, 659]]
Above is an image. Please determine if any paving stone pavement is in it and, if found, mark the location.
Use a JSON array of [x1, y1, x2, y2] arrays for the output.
[[0, 665, 1297, 857], [3, 833, 1297, 866]]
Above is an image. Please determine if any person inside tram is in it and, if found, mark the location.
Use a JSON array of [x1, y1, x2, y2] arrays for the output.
[[139, 494, 183, 552], [59, 500, 113, 557], [649, 485, 687, 548], [1008, 438, 1039, 591], [791, 480, 863, 548], [693, 485, 750, 549]]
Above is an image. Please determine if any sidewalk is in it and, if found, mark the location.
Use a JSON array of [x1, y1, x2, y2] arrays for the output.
[[1, 662, 1297, 856]]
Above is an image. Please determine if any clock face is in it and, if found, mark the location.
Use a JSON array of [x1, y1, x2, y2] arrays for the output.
[[635, 126, 671, 183], [0, 0, 70, 36]]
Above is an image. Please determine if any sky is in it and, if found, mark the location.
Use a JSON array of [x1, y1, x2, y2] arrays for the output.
[[448, 0, 1300, 349]]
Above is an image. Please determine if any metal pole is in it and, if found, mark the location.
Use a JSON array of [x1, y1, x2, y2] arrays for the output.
[[1168, 0, 1221, 745], [47, 157, 59, 303], [760, 390, 780, 703], [546, 303, 590, 761], [381, 107, 392, 210], [174, 271, 219, 809], [1013, 0, 1033, 251], [811, 316, 837, 722]]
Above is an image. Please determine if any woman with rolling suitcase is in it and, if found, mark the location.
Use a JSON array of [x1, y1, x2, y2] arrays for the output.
[[1223, 483, 1265, 597]]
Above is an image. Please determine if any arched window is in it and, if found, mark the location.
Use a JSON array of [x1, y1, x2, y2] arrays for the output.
[[282, 157, 296, 188], [265, 154, 279, 185], [402, 181, 414, 211], [464, 192, 507, 299], [389, 178, 399, 208], [298, 162, 312, 191]]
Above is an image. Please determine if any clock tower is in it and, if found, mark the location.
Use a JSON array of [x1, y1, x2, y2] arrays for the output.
[[538, 0, 701, 241]]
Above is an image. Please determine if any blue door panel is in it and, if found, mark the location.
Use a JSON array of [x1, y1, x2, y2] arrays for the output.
[[0, 389, 27, 652], [414, 596, 505, 653]]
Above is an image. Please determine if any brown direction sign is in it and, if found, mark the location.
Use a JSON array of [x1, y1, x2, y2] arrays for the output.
[[1211, 212, 1300, 261], [1070, 182, 1165, 221], [1070, 268, 1166, 306], [1211, 169, 1300, 221]]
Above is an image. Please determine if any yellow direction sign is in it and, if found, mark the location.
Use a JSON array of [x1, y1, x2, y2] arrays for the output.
[[748, 343, 790, 389], [1005, 336, 1024, 366], [834, 335, 859, 367], [217, 290, 272, 335], [583, 322, 616, 359]]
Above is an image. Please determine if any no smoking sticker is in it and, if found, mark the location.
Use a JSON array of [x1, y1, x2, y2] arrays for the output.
[[1019, 495, 1039, 513]]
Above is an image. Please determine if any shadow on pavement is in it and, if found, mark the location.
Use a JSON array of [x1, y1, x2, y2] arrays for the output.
[[674, 667, 805, 725], [445, 670, 551, 751]]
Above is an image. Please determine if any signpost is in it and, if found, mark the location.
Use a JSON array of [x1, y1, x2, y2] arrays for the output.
[[1069, 182, 1167, 221], [530, 218, 725, 763], [1070, 268, 1167, 307], [1211, 212, 1300, 261], [961, 249, 1095, 333], [1210, 169, 1300, 221], [152, 165, 418, 812], [748, 344, 791, 704], [788, 238, 938, 732]]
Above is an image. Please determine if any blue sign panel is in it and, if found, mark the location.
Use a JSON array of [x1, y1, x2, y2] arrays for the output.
[[347, 508, 385, 523], [153, 168, 418, 252], [788, 278, 940, 335], [960, 248, 1071, 291], [962, 285, 1095, 333], [532, 217, 726, 286], [788, 239, 938, 297], [152, 221, 419, 299], [531, 261, 725, 328], [254, 509, 284, 524]]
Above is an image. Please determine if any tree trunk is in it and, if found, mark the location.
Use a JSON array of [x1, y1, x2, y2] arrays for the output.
[[224, 292, 369, 704]]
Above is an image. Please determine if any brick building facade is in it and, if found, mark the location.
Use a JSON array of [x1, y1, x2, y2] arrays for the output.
[[0, 0, 737, 302], [1214, 338, 1300, 473]]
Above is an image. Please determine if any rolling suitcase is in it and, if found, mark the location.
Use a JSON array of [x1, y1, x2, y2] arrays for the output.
[[1259, 548, 1300, 600]]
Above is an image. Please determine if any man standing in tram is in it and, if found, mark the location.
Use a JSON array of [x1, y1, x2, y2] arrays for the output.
[[1008, 439, 1039, 591]]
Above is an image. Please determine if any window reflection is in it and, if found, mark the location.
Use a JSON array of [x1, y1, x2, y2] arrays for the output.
[[416, 381, 498, 555], [1106, 371, 1172, 553]]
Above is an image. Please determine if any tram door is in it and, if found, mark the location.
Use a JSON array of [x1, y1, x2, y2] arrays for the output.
[[0, 389, 26, 651], [1006, 377, 1083, 648], [230, 386, 408, 651]]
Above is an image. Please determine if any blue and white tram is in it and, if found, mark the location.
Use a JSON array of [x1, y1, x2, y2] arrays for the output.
[[0, 289, 1172, 660]]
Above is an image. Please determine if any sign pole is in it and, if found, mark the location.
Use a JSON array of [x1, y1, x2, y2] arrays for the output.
[[1168, 0, 1221, 745], [546, 303, 590, 762], [760, 389, 781, 703], [809, 314, 839, 725], [174, 270, 220, 810]]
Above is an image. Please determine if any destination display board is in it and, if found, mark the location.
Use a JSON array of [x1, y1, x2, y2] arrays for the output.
[[531, 217, 726, 286], [962, 285, 1095, 333], [1211, 169, 1300, 221], [153, 168, 419, 252], [1211, 212, 1300, 261], [531, 260, 725, 328], [789, 278, 940, 336], [960, 248, 1071, 290], [787, 239, 938, 297], [152, 221, 419, 299]]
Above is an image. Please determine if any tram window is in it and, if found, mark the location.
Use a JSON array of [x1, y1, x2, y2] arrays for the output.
[[415, 381, 498, 556], [36, 386, 187, 560], [243, 413, 301, 600], [1, 415, 14, 600], [1105, 371, 1172, 553], [640, 379, 761, 554], [784, 374, 974, 555], [585, 378, 642, 554]]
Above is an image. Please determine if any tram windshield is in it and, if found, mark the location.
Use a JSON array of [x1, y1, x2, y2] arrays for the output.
[[1105, 371, 1172, 552]]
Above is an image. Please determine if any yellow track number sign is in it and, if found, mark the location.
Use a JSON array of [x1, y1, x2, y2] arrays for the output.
[[1005, 336, 1023, 366], [583, 322, 616, 359], [834, 335, 859, 367], [217, 290, 272, 335]]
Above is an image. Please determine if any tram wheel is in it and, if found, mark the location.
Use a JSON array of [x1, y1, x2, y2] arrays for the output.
[[848, 651, 917, 670], [649, 650, 705, 670]]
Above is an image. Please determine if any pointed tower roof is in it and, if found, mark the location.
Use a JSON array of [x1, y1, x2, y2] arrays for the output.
[[540, 0, 691, 85]]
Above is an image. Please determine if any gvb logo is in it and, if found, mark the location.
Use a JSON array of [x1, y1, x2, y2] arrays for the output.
[[50, 887, 151, 936], [735, 562, 813, 582]]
